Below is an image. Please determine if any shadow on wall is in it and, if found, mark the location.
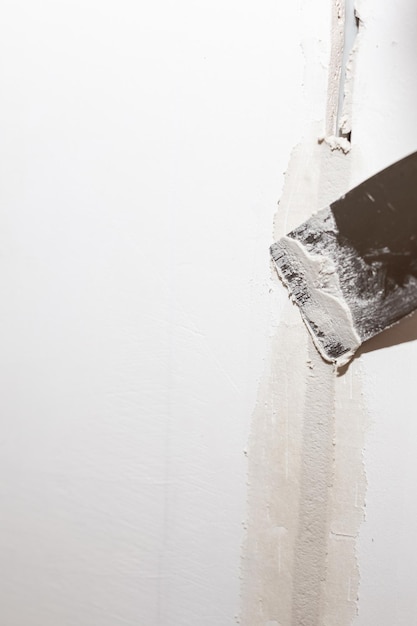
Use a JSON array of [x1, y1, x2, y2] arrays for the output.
[[337, 309, 417, 377], [359, 308, 417, 356]]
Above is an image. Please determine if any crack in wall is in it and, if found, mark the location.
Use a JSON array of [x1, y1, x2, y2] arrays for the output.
[[324, 0, 363, 152], [336, 0, 361, 140]]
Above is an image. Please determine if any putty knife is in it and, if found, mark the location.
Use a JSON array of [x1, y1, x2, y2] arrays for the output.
[[271, 151, 417, 367]]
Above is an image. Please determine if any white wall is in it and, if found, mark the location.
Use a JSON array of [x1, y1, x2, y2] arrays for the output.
[[1, 1, 417, 625], [0, 1, 304, 624]]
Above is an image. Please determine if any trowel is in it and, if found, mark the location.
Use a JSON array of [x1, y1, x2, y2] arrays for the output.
[[270, 151, 417, 367]]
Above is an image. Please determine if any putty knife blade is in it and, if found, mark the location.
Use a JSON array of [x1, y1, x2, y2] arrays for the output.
[[271, 151, 417, 367]]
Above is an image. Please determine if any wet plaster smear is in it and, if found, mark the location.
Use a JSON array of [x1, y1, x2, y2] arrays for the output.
[[241, 2, 368, 625]]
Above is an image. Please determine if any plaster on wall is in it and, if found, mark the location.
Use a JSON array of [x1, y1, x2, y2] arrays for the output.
[[241, 136, 368, 626], [241, 1, 368, 624]]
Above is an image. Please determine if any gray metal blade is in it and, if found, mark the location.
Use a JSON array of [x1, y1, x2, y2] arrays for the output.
[[271, 151, 417, 366]]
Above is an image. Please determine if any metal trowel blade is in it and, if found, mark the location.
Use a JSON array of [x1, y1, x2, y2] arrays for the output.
[[270, 151, 417, 367]]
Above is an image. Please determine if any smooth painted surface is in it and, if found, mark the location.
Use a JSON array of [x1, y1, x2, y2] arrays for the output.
[[0, 1, 304, 624]]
